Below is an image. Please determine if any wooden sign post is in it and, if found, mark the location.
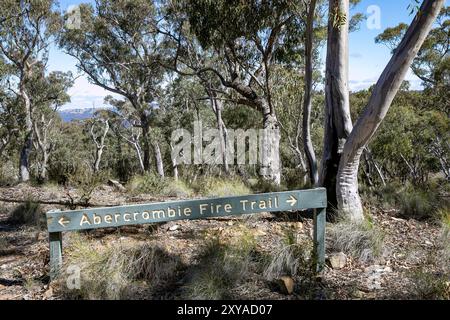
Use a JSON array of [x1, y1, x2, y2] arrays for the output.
[[46, 188, 327, 279]]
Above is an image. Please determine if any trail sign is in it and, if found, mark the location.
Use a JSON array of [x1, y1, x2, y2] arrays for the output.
[[46, 188, 327, 279]]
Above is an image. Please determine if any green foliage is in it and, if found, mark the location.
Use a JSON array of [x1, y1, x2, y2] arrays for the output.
[[128, 174, 194, 198], [251, 178, 285, 193], [397, 189, 436, 221], [65, 164, 108, 207]]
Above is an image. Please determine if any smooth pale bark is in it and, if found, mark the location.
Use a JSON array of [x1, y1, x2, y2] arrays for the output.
[[33, 116, 53, 183], [134, 142, 145, 173], [207, 88, 229, 174], [19, 79, 33, 182], [90, 119, 109, 173], [303, 0, 319, 186], [214, 98, 229, 174], [260, 100, 281, 185], [118, 127, 145, 173], [170, 142, 178, 181], [320, 0, 353, 211], [337, 0, 445, 220], [152, 140, 165, 178]]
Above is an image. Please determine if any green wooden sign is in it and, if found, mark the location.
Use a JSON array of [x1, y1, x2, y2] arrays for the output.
[[46, 188, 327, 279]]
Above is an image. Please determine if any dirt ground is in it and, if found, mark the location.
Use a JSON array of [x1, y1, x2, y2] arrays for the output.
[[0, 184, 447, 300]]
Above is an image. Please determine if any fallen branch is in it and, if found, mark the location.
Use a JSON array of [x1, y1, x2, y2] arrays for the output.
[[0, 197, 118, 208]]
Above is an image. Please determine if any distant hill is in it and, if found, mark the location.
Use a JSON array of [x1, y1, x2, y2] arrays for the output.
[[58, 108, 110, 122]]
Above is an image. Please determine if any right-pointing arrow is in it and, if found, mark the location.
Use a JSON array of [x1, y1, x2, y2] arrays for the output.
[[286, 195, 297, 207]]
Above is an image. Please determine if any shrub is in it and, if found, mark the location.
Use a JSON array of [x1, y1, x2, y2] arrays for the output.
[[65, 164, 108, 207], [328, 218, 385, 264], [128, 174, 193, 198], [128, 173, 166, 195], [438, 208, 450, 272], [397, 189, 436, 221], [408, 268, 450, 300], [251, 178, 285, 194], [161, 179, 193, 198], [58, 233, 183, 299], [7, 200, 44, 228], [282, 168, 309, 190], [0, 160, 17, 186]]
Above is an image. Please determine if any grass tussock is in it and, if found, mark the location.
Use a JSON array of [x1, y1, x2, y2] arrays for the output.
[[180, 226, 259, 299], [367, 181, 449, 222], [397, 189, 436, 221], [408, 268, 450, 300], [328, 217, 385, 264], [263, 226, 321, 298], [407, 210, 450, 300], [192, 177, 251, 198], [263, 226, 313, 280], [58, 233, 183, 299], [7, 200, 44, 228], [128, 174, 193, 198], [438, 207, 450, 272]]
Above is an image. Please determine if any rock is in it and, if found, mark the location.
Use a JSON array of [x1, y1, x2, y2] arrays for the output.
[[168, 224, 180, 231], [276, 276, 294, 295], [108, 179, 126, 192], [329, 252, 347, 269], [353, 290, 365, 299], [43, 287, 53, 299]]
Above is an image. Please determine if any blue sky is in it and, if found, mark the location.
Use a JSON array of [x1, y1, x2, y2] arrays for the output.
[[49, 0, 448, 110]]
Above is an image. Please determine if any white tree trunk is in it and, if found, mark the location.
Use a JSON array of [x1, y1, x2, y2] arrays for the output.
[[320, 0, 353, 209], [19, 82, 33, 182], [303, 0, 319, 186], [153, 140, 165, 178], [337, 0, 445, 220], [90, 119, 109, 174], [260, 102, 281, 185]]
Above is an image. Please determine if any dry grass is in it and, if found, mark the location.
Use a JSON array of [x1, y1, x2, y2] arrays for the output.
[[180, 225, 259, 299], [57, 233, 183, 299], [328, 217, 385, 264], [263, 226, 313, 280], [192, 177, 251, 198], [127, 174, 193, 198]]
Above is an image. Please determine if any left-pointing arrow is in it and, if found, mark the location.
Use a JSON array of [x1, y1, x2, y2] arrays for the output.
[[58, 216, 70, 227]]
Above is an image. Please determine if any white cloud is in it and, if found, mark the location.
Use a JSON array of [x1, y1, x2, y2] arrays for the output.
[[62, 75, 120, 110]]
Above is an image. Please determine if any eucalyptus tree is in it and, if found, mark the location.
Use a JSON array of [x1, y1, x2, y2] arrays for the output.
[[88, 114, 110, 174], [319, 0, 365, 211], [30, 70, 73, 182], [165, 0, 311, 185], [0, 0, 60, 181], [375, 6, 449, 115], [59, 0, 166, 177], [106, 97, 147, 174], [329, 0, 446, 220], [0, 61, 18, 157]]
